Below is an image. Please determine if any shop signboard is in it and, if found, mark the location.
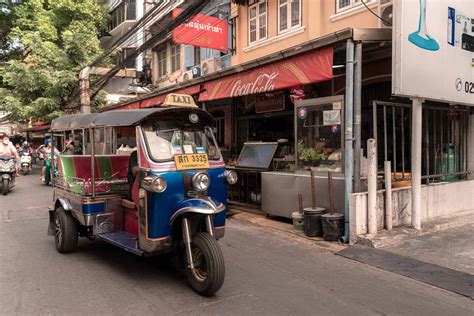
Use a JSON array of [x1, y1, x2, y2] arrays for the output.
[[255, 92, 285, 113], [199, 47, 333, 101], [392, 0, 474, 106], [173, 13, 228, 51]]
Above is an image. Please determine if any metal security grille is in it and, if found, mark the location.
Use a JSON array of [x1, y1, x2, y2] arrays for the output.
[[372, 101, 470, 184]]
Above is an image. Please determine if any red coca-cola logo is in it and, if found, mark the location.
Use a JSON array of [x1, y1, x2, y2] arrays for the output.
[[230, 72, 279, 97]]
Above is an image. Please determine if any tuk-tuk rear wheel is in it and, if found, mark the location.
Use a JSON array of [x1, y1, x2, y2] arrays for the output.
[[185, 232, 225, 296], [54, 207, 78, 253]]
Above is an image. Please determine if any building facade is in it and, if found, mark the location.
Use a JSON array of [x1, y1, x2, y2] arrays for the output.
[[102, 0, 473, 242]]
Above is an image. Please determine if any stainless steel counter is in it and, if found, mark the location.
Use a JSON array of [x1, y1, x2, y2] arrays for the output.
[[261, 171, 345, 218]]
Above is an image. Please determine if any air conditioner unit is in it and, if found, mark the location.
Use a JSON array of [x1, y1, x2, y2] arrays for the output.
[[181, 70, 193, 82], [200, 57, 222, 76], [378, 0, 393, 29]]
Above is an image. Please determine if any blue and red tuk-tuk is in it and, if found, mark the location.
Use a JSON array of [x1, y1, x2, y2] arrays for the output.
[[48, 94, 237, 296]]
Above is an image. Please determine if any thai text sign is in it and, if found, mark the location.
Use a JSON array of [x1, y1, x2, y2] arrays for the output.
[[255, 92, 285, 113], [173, 13, 228, 51], [199, 47, 333, 101]]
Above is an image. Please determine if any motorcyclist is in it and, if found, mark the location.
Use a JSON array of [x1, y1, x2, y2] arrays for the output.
[[21, 141, 33, 155], [0, 132, 20, 176]]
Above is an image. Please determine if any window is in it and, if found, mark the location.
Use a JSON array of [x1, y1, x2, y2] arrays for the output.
[[109, 0, 137, 31], [248, 0, 267, 44], [278, 0, 301, 34], [170, 43, 181, 73], [126, 0, 136, 20], [336, 0, 372, 13], [194, 46, 201, 65], [157, 46, 167, 78]]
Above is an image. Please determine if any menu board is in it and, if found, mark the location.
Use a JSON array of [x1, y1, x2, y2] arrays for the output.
[[236, 142, 278, 169]]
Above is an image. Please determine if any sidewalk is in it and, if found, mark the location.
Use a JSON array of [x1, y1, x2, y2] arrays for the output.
[[357, 209, 474, 249], [228, 207, 346, 253]]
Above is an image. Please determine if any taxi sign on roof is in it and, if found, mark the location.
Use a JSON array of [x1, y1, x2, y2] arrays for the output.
[[163, 93, 198, 108]]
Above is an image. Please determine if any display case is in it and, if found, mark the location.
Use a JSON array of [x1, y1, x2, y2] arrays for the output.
[[295, 96, 344, 172]]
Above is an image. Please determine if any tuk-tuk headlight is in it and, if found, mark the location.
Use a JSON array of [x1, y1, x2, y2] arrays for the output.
[[224, 170, 238, 185], [142, 176, 167, 193], [192, 172, 210, 191]]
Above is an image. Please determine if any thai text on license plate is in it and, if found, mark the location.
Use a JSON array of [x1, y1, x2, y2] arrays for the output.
[[174, 154, 209, 170]]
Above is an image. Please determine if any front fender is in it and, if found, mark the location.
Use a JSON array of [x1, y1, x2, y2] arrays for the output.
[[169, 197, 225, 225], [2, 174, 11, 180]]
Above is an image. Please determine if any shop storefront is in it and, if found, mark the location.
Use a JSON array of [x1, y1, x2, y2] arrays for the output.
[[102, 28, 473, 243]]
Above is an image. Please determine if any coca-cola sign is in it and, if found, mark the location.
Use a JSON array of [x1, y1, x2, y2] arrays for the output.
[[199, 47, 333, 102], [230, 72, 278, 97]]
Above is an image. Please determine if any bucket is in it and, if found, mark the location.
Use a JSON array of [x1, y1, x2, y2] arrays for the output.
[[303, 207, 326, 237], [291, 212, 304, 232], [321, 213, 344, 241]]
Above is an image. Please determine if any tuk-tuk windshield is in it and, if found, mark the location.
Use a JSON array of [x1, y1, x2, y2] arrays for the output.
[[142, 118, 220, 161]]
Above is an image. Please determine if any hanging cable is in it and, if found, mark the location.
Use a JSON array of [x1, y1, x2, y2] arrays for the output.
[[362, 1, 392, 27]]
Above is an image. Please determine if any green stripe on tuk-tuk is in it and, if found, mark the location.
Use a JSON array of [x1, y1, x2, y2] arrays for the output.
[[60, 156, 82, 194], [96, 156, 113, 179]]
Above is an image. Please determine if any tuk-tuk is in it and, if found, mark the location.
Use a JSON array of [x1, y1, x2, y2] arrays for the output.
[[47, 94, 237, 296]]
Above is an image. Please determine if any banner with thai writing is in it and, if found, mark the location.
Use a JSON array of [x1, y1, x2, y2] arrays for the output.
[[199, 47, 333, 101], [173, 13, 228, 51]]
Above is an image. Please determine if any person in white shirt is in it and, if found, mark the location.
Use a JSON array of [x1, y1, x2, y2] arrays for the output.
[[0, 132, 20, 176]]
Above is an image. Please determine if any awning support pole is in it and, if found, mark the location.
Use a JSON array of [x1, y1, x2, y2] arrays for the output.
[[354, 42, 362, 192], [411, 98, 423, 230], [340, 39, 355, 244]]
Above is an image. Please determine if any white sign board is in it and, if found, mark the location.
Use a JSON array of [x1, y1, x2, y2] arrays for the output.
[[393, 0, 474, 106]]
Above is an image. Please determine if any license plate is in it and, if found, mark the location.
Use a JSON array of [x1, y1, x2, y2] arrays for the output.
[[174, 154, 209, 170]]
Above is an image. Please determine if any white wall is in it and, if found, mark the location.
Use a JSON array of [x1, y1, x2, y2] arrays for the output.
[[349, 180, 474, 243]]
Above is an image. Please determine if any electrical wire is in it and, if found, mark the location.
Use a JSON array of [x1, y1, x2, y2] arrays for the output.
[[89, 0, 210, 99], [362, 1, 392, 27]]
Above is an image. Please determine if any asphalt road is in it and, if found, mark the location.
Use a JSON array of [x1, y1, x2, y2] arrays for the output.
[[1, 167, 473, 315]]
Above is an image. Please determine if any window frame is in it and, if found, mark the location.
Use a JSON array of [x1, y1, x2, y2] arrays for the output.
[[336, 0, 373, 13], [278, 0, 302, 35], [248, 0, 267, 45], [170, 42, 181, 73], [157, 46, 167, 78], [109, 0, 137, 31]]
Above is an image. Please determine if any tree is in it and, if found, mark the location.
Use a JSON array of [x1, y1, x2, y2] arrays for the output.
[[0, 0, 109, 121]]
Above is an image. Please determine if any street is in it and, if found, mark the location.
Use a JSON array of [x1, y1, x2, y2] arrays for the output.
[[0, 166, 472, 315]]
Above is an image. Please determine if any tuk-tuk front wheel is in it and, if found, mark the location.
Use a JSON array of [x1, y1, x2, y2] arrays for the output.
[[54, 207, 78, 253], [185, 232, 225, 296]]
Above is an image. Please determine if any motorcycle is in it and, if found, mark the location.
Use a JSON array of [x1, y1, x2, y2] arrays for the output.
[[0, 156, 16, 195], [20, 152, 32, 175]]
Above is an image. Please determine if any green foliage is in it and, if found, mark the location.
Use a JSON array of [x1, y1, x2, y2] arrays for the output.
[[0, 0, 109, 121]]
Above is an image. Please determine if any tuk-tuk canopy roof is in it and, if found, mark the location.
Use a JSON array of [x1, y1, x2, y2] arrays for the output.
[[51, 107, 211, 131]]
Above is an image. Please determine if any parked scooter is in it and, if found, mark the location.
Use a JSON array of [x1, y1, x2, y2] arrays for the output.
[[0, 156, 16, 195], [20, 152, 32, 175]]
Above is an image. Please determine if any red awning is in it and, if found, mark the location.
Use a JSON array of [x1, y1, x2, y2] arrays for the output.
[[20, 124, 50, 133], [199, 47, 333, 102], [107, 84, 201, 111]]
